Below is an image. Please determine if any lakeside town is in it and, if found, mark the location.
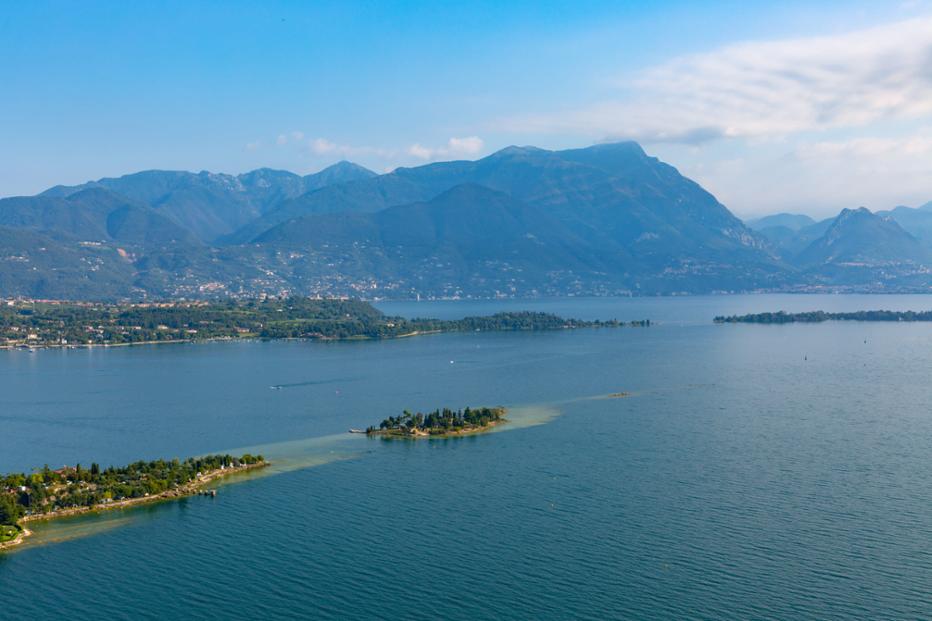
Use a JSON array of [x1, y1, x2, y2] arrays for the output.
[[0, 297, 641, 348]]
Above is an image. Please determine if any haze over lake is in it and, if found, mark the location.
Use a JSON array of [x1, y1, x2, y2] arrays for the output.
[[3, 295, 932, 619]]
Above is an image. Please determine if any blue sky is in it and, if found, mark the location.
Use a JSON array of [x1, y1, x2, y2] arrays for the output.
[[3, 1, 932, 217]]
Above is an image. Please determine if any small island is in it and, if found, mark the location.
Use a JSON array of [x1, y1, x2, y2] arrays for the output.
[[0, 453, 266, 551], [365, 407, 507, 438], [714, 310, 932, 324]]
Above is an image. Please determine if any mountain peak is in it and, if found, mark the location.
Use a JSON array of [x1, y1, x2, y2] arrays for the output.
[[488, 145, 548, 158], [328, 160, 368, 170], [829, 207, 893, 236], [745, 212, 816, 232], [239, 167, 302, 180], [587, 140, 647, 155], [834, 206, 873, 223], [798, 205, 926, 265], [840, 206, 871, 215], [307, 161, 376, 184]]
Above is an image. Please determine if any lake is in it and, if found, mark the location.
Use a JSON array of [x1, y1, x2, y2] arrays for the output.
[[2, 294, 932, 619]]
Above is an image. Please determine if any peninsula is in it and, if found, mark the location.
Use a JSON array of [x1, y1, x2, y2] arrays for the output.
[[365, 407, 507, 438], [0, 298, 648, 349], [714, 310, 932, 324], [0, 453, 266, 551]]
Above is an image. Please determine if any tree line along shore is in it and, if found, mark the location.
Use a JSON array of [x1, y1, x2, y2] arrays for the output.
[[0, 297, 649, 348], [0, 454, 266, 551], [714, 310, 932, 324], [364, 407, 507, 438]]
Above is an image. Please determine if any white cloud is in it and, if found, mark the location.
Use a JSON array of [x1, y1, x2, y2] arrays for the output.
[[797, 135, 932, 160], [504, 16, 932, 144], [671, 130, 932, 217], [274, 131, 306, 147], [447, 136, 484, 154], [789, 134, 932, 208], [407, 136, 485, 160], [310, 137, 395, 159], [245, 140, 261, 151], [407, 143, 433, 159], [310, 137, 336, 154], [252, 134, 485, 170], [306, 135, 485, 163]]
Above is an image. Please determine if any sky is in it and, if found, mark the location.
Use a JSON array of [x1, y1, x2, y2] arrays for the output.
[[3, 1, 932, 218]]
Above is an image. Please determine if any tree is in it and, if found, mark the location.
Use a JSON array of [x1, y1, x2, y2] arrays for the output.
[[0, 494, 23, 526]]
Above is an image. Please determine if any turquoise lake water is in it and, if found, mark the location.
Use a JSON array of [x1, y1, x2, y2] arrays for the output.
[[2, 294, 932, 619]]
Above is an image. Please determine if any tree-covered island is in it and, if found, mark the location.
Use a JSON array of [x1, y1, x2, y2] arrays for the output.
[[0, 453, 266, 550], [0, 297, 648, 348], [714, 310, 932, 324], [365, 407, 507, 438]]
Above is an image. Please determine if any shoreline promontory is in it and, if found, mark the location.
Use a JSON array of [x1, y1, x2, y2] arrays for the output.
[[0, 454, 268, 552]]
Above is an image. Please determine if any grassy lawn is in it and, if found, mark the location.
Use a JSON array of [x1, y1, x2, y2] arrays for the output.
[[0, 525, 20, 543]]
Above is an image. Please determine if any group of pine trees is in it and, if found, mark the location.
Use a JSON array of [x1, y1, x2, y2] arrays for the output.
[[0, 453, 263, 526], [368, 407, 506, 434]]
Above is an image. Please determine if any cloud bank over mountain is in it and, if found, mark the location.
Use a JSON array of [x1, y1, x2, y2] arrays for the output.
[[508, 16, 932, 142], [5, 3, 932, 218], [498, 15, 932, 217]]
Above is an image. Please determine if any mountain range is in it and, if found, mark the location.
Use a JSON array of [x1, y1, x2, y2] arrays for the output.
[[1, 142, 931, 300], [747, 203, 932, 288], [41, 161, 377, 243]]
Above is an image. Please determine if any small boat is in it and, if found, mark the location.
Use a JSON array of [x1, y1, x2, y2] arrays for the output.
[[348, 428, 366, 434]]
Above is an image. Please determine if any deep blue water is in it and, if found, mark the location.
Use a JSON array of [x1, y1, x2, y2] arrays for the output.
[[2, 294, 932, 619]]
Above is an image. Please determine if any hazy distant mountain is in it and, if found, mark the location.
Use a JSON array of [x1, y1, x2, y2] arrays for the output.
[[746, 213, 816, 232], [5, 142, 932, 299], [753, 201, 932, 263], [0, 225, 139, 299], [0, 187, 199, 249], [244, 142, 773, 259], [231, 142, 762, 247], [797, 207, 929, 266], [771, 207, 932, 289], [237, 142, 785, 295], [41, 162, 376, 242], [878, 202, 932, 246], [252, 184, 602, 293], [755, 217, 833, 257]]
